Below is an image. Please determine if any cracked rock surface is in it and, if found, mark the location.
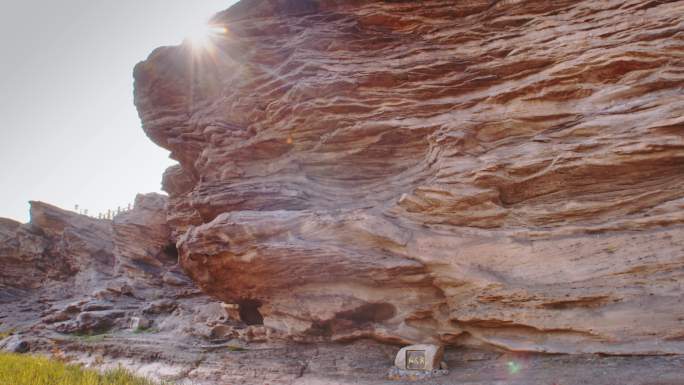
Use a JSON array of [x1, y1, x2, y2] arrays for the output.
[[2, 0, 684, 383], [133, 0, 684, 354]]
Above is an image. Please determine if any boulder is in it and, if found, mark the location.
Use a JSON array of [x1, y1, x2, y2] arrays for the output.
[[209, 325, 236, 340], [56, 311, 124, 334], [2, 336, 29, 353], [143, 300, 177, 315], [82, 301, 114, 312]]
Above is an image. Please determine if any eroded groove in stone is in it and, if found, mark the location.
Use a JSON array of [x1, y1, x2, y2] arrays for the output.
[[133, 0, 684, 354]]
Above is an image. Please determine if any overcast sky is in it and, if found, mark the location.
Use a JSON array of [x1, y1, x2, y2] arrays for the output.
[[0, 0, 237, 222]]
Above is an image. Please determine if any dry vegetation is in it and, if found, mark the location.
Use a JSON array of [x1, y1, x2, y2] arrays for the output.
[[0, 352, 167, 385]]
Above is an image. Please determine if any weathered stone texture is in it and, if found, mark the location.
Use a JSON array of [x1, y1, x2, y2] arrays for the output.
[[130, 0, 684, 354]]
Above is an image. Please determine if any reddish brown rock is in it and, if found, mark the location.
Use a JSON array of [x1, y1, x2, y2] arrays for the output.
[[1, 202, 114, 291], [130, 0, 682, 355], [0, 194, 181, 292], [112, 193, 176, 279], [30, 201, 116, 274], [0, 217, 51, 289], [0, 196, 232, 349]]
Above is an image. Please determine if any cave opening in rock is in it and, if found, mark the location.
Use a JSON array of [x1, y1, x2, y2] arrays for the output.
[[239, 299, 264, 325], [337, 302, 396, 325], [161, 242, 179, 263], [308, 302, 397, 337]]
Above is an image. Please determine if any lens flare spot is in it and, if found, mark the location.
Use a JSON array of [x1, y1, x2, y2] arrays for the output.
[[507, 361, 522, 375]]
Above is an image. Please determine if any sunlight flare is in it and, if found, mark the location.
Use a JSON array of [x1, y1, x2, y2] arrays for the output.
[[186, 21, 227, 48]]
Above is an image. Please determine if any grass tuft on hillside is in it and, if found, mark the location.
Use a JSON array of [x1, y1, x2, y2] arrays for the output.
[[0, 352, 166, 385]]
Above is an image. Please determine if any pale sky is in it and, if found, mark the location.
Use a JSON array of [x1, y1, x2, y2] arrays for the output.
[[0, 0, 237, 222]]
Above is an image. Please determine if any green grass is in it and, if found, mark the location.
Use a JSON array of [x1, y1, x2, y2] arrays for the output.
[[0, 352, 167, 385], [79, 334, 107, 343], [68, 333, 109, 344]]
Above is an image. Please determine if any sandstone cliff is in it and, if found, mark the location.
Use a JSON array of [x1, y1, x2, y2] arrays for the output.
[[0, 195, 239, 364], [133, 0, 684, 355]]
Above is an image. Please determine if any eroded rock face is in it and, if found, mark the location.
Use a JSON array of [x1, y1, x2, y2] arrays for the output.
[[0, 218, 51, 290], [112, 193, 176, 279], [1, 202, 114, 291], [133, 0, 684, 354], [0, 195, 235, 353]]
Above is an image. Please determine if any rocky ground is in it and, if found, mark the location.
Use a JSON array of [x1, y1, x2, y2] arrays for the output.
[[0, 197, 682, 384]]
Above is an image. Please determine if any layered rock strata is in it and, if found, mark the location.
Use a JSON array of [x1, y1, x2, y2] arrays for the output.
[[0, 195, 241, 356], [134, 0, 682, 354]]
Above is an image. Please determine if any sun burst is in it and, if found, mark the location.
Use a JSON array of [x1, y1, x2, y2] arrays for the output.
[[186, 22, 227, 49]]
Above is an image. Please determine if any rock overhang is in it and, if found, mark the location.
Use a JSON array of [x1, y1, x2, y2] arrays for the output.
[[132, 0, 684, 353]]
